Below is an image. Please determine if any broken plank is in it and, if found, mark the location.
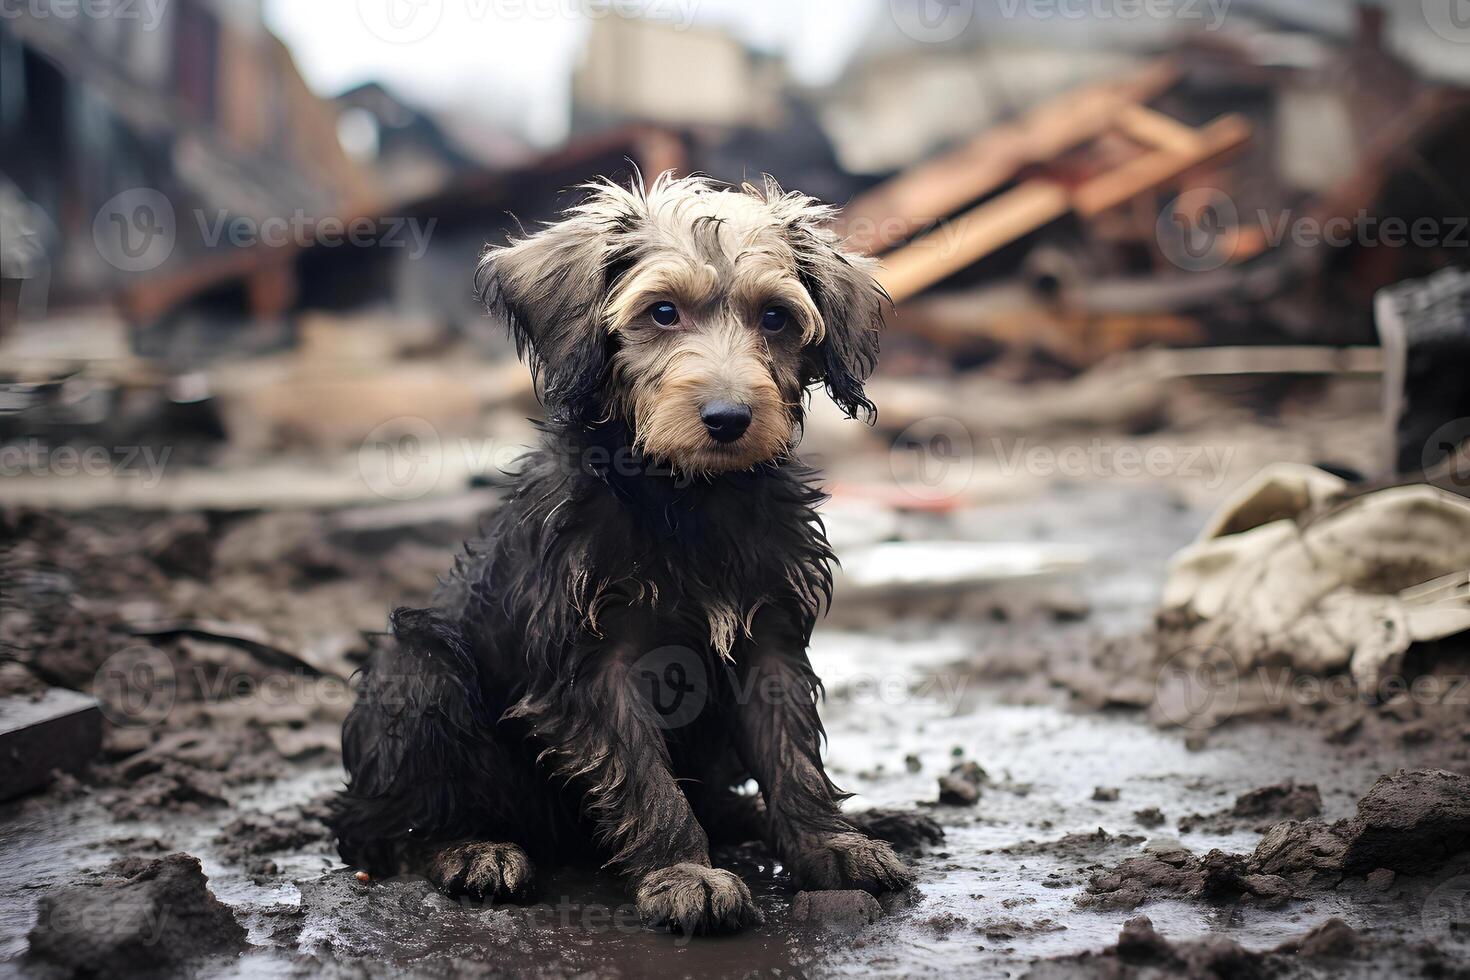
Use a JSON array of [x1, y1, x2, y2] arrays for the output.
[[837, 60, 1181, 255], [876, 181, 1072, 303], [1072, 114, 1252, 218], [0, 689, 102, 800]]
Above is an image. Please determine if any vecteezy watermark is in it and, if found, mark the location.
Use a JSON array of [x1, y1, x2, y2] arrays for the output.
[[0, 440, 171, 488], [33, 894, 170, 944], [94, 647, 357, 727], [1423, 418, 1470, 490], [0, 0, 171, 31], [1422, 875, 1470, 937], [93, 188, 176, 274], [995, 0, 1230, 31], [890, 0, 975, 43], [195, 210, 436, 260], [358, 417, 445, 501], [1157, 188, 1470, 272], [1153, 645, 1240, 731], [1422, 0, 1470, 44], [890, 416, 976, 504], [357, 0, 698, 44], [629, 646, 708, 730], [993, 438, 1236, 489], [356, 419, 701, 501], [92, 190, 438, 274], [94, 646, 177, 728], [1156, 187, 1240, 272]]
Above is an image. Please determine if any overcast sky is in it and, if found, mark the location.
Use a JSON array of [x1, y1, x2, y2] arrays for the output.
[[263, 1, 881, 146]]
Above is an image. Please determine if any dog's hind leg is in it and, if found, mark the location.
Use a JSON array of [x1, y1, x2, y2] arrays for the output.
[[508, 636, 763, 934], [332, 609, 548, 890]]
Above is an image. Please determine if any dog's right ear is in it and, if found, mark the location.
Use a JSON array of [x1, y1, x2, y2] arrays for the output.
[[476, 194, 634, 420]]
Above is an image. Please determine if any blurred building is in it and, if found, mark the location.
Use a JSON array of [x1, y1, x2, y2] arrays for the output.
[[0, 0, 375, 320]]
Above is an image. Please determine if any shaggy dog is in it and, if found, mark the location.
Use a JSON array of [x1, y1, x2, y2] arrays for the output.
[[331, 173, 938, 934]]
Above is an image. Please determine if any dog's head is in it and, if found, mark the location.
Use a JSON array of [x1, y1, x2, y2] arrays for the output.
[[478, 173, 885, 475]]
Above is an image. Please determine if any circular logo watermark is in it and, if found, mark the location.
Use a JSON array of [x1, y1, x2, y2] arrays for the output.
[[1422, 418, 1470, 489], [1423, 0, 1470, 43], [358, 416, 443, 501], [889, 416, 974, 503], [890, 0, 975, 43], [92, 188, 175, 273], [628, 646, 707, 730], [357, 0, 444, 44], [1422, 875, 1470, 936], [1153, 645, 1239, 731], [94, 645, 176, 728], [1156, 187, 1239, 273]]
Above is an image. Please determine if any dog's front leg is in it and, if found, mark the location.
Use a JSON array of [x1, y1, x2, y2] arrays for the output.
[[511, 643, 763, 934], [734, 613, 912, 894]]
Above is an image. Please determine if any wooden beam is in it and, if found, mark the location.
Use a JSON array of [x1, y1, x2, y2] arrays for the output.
[[837, 60, 1181, 255], [1114, 104, 1204, 154], [876, 181, 1071, 302], [1072, 114, 1252, 218]]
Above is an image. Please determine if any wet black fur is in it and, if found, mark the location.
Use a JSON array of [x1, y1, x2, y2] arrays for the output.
[[330, 178, 909, 909]]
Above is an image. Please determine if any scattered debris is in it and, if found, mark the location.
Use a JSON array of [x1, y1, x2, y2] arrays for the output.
[[1085, 769, 1470, 910]]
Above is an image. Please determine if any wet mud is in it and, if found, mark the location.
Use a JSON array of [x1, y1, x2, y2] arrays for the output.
[[3, 482, 1469, 977]]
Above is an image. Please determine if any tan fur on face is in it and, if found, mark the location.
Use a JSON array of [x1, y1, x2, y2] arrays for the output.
[[483, 172, 884, 474], [595, 177, 826, 475]]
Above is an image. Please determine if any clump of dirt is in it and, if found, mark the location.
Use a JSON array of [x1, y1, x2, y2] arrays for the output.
[[1178, 780, 1323, 834], [214, 797, 335, 878], [1084, 769, 1470, 910], [1081, 842, 1293, 911], [27, 853, 247, 974], [791, 890, 882, 933], [1029, 914, 1469, 980], [96, 728, 285, 820], [937, 761, 988, 805]]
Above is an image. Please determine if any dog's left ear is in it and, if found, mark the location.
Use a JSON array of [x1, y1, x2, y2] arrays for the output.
[[476, 187, 637, 420], [771, 185, 887, 421]]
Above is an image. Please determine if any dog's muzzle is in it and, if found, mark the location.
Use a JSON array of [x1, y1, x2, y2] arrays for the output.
[[700, 400, 752, 443]]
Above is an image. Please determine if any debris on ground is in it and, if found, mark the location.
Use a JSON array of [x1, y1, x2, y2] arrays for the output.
[[937, 761, 988, 806], [27, 854, 246, 974], [1083, 769, 1470, 910], [790, 891, 883, 933]]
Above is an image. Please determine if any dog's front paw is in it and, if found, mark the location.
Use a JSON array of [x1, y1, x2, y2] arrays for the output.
[[636, 863, 764, 934], [427, 841, 535, 902], [793, 833, 913, 893]]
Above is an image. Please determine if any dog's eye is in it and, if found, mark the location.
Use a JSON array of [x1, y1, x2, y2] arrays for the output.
[[648, 302, 680, 328], [760, 306, 789, 334]]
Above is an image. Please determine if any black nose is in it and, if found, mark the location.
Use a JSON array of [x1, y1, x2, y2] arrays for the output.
[[701, 401, 752, 443]]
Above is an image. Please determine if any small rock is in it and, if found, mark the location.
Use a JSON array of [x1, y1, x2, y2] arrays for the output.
[[1288, 917, 1361, 958], [937, 761, 987, 806], [1092, 787, 1120, 802], [1365, 868, 1395, 891], [1134, 807, 1165, 828], [790, 890, 882, 933]]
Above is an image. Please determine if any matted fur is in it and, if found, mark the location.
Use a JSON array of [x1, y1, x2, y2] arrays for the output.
[[331, 174, 933, 936]]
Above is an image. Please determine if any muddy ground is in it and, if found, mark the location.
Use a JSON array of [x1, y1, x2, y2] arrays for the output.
[[3, 380, 1470, 978]]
